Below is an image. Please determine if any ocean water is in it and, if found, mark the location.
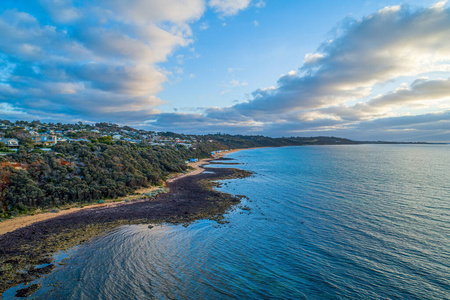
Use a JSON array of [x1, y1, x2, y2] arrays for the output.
[[6, 145, 450, 299]]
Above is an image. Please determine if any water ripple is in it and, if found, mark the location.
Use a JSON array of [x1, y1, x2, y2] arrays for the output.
[[14, 145, 450, 300]]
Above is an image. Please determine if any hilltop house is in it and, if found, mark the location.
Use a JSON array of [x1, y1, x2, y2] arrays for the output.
[[0, 138, 19, 148], [32, 135, 67, 146]]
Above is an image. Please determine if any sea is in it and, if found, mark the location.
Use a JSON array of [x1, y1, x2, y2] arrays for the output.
[[4, 145, 450, 299]]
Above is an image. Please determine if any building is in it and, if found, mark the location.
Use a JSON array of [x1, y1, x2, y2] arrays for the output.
[[0, 138, 19, 148], [68, 138, 90, 143], [176, 142, 192, 148], [32, 135, 67, 146]]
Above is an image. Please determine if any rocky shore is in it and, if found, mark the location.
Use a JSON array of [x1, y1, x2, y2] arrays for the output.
[[0, 162, 252, 297]]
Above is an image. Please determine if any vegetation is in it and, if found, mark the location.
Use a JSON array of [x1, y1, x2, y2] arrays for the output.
[[0, 119, 373, 218], [0, 141, 217, 218]]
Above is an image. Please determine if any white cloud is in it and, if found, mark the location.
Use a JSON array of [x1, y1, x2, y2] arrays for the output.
[[209, 0, 252, 16], [254, 0, 266, 8], [149, 3, 450, 140], [303, 53, 323, 65], [230, 79, 248, 87], [199, 22, 209, 30], [0, 0, 205, 122], [378, 5, 401, 14], [431, 0, 447, 10]]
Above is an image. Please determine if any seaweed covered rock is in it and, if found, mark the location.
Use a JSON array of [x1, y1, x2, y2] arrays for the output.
[[15, 283, 40, 297]]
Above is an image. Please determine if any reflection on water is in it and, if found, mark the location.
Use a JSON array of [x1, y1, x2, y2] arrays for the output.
[[8, 145, 450, 299]]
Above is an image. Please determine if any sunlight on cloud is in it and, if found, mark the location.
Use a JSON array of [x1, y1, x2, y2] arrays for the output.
[[1, 1, 449, 140], [0, 0, 204, 122], [303, 53, 323, 65], [151, 2, 450, 140]]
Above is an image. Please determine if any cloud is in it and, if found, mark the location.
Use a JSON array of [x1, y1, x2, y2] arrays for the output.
[[303, 53, 323, 65], [229, 79, 248, 87], [254, 0, 266, 8], [220, 79, 248, 95], [209, 0, 252, 16], [0, 0, 204, 123], [1, 1, 449, 141], [368, 77, 450, 108], [319, 77, 450, 122], [235, 3, 450, 116], [149, 3, 450, 141], [199, 22, 209, 30]]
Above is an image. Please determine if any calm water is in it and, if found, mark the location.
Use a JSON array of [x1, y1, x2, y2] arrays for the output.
[[6, 145, 450, 299]]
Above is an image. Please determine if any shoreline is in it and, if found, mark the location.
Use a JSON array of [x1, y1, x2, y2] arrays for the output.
[[0, 159, 252, 295], [0, 148, 245, 236]]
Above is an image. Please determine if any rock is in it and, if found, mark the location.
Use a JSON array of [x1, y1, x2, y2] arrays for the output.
[[27, 264, 55, 276], [15, 283, 40, 297]]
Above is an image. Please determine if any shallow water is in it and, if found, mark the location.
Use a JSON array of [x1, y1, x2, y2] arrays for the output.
[[7, 145, 450, 299]]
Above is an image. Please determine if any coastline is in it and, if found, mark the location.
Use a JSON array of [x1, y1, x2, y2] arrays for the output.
[[0, 148, 244, 236], [0, 148, 253, 296]]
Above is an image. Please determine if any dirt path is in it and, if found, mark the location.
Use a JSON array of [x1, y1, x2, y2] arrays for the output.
[[0, 149, 244, 236]]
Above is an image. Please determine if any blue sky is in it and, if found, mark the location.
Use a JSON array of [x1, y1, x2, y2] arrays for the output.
[[0, 0, 449, 141]]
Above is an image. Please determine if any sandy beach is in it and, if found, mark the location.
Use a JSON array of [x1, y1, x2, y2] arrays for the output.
[[0, 149, 243, 236]]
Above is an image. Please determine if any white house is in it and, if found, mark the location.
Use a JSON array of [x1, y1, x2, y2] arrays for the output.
[[0, 138, 19, 147]]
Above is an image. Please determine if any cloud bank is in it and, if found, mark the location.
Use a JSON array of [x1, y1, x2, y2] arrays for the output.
[[0, 0, 208, 121], [0, 1, 449, 141], [0, 0, 254, 122], [149, 3, 450, 141]]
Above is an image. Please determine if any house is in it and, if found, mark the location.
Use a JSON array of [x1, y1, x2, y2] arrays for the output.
[[176, 143, 192, 148], [112, 134, 122, 140], [28, 130, 40, 136], [123, 138, 141, 143], [189, 158, 198, 162], [32, 135, 66, 146], [0, 138, 19, 147], [68, 138, 89, 143]]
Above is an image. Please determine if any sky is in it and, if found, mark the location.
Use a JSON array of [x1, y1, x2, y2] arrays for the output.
[[0, 0, 449, 142]]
